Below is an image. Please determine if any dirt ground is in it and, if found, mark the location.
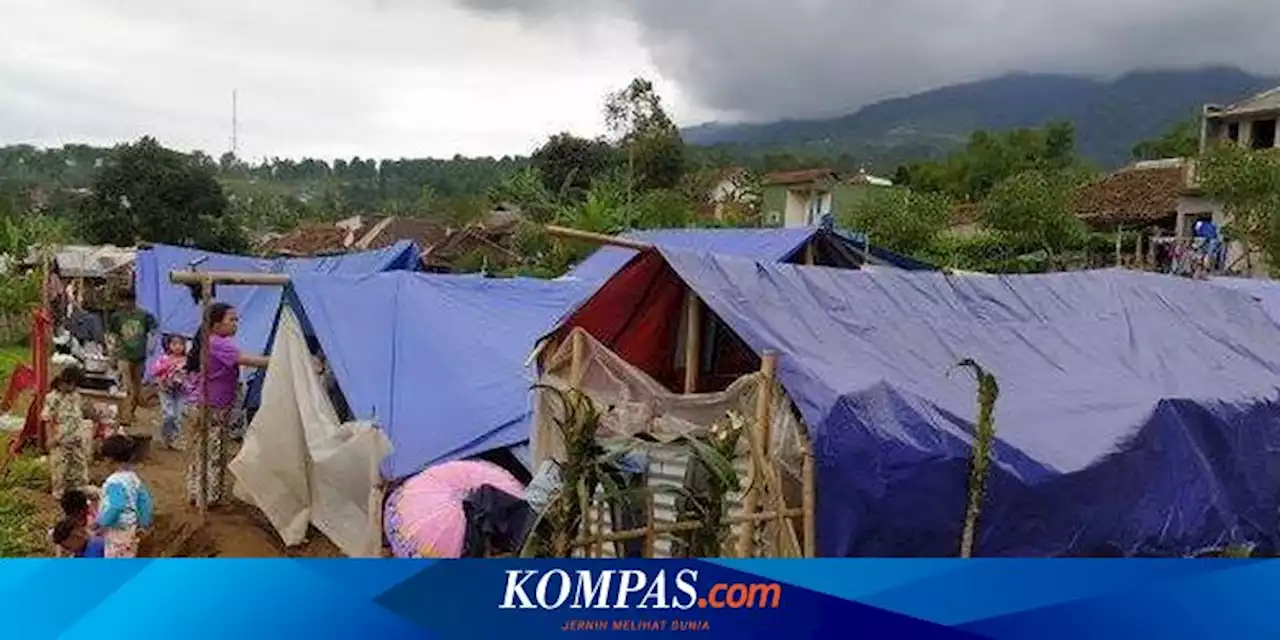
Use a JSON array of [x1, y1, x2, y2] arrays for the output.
[[20, 405, 343, 558]]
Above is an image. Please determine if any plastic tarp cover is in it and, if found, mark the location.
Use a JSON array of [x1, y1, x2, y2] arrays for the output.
[[287, 272, 594, 481], [229, 308, 390, 558], [134, 241, 419, 367], [563, 228, 818, 285], [1211, 277, 1280, 326], [659, 250, 1280, 557]]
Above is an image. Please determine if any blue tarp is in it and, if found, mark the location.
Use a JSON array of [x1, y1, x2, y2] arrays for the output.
[[657, 251, 1280, 556], [1211, 277, 1280, 326], [563, 227, 819, 284], [134, 242, 419, 373], [286, 272, 592, 481]]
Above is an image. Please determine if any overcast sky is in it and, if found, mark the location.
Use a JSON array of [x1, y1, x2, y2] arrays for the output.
[[3, 0, 1278, 161]]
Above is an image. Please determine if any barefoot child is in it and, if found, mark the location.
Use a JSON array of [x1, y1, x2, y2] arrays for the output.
[[42, 367, 95, 498], [95, 435, 155, 558], [151, 334, 189, 449]]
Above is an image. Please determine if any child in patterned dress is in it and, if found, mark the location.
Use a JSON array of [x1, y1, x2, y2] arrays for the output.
[[95, 435, 154, 558], [42, 367, 95, 498]]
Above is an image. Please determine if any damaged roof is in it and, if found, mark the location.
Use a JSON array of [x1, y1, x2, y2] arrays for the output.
[[1071, 163, 1189, 225]]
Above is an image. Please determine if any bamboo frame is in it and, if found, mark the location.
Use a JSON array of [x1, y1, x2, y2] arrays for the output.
[[196, 277, 212, 517], [170, 271, 291, 286], [167, 269, 290, 519], [682, 292, 702, 394], [802, 435, 816, 557], [544, 225, 652, 251], [736, 350, 777, 557], [572, 507, 805, 550]]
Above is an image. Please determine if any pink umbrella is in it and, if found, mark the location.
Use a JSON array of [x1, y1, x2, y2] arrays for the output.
[[384, 460, 526, 558]]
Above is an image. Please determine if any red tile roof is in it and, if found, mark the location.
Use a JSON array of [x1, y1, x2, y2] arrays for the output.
[[763, 168, 839, 186], [1070, 165, 1188, 225]]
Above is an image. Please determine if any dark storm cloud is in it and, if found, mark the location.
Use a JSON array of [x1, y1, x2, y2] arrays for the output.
[[455, 0, 1280, 121]]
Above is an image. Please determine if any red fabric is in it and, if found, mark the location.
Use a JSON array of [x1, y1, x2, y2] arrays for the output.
[[1, 364, 35, 413], [563, 251, 687, 389]]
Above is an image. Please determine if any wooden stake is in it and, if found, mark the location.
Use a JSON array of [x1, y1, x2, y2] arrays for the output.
[[1114, 226, 1123, 267], [804, 243, 815, 266], [802, 437, 816, 558], [195, 277, 213, 518], [736, 350, 777, 557], [682, 292, 702, 394]]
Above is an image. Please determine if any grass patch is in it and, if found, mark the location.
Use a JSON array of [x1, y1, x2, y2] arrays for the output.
[[0, 429, 51, 557]]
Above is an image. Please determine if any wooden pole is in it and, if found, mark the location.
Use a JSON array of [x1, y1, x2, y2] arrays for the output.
[[736, 350, 777, 558], [544, 225, 652, 251], [804, 243, 815, 266], [802, 437, 816, 558], [570, 330, 586, 388], [170, 271, 290, 286], [682, 292, 702, 394], [642, 492, 656, 558], [1114, 226, 1123, 267], [195, 277, 213, 518]]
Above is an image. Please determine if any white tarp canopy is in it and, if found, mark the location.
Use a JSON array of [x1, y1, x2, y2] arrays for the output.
[[24, 244, 136, 278], [229, 308, 391, 557]]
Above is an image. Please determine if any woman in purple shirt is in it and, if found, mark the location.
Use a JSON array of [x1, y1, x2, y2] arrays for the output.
[[184, 303, 268, 507]]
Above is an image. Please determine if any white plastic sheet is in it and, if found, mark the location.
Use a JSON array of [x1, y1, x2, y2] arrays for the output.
[[229, 309, 391, 557]]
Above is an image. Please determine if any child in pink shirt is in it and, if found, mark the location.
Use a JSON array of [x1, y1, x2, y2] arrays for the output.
[[150, 334, 188, 450]]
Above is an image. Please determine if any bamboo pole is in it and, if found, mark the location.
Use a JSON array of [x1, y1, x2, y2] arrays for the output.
[[682, 292, 702, 394], [544, 225, 652, 251], [170, 271, 291, 286], [642, 492, 656, 558], [195, 277, 212, 518], [570, 330, 586, 388], [574, 507, 804, 549], [736, 351, 777, 557], [802, 437, 816, 558]]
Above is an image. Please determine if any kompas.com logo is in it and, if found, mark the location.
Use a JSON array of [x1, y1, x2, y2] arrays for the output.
[[499, 569, 782, 610]]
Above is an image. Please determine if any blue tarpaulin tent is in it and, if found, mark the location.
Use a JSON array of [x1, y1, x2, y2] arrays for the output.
[[1211, 277, 1280, 326], [134, 241, 420, 372], [558, 250, 1280, 557], [562, 227, 932, 285], [284, 272, 592, 481]]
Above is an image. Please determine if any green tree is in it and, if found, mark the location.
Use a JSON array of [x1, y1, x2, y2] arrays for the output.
[[980, 170, 1087, 269], [896, 121, 1084, 202], [531, 133, 620, 199], [839, 187, 951, 256], [604, 78, 687, 193], [1197, 145, 1280, 274], [1131, 118, 1199, 161], [80, 137, 245, 251]]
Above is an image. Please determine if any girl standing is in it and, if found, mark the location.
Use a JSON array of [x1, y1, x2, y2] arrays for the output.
[[42, 367, 95, 498], [150, 334, 189, 450]]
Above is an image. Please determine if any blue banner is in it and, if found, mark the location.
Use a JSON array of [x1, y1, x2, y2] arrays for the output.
[[1, 559, 1272, 639]]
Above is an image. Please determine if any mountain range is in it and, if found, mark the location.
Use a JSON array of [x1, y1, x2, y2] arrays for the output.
[[682, 66, 1279, 169]]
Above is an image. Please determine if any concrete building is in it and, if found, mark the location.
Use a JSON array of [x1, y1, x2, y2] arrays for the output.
[[1202, 86, 1280, 152]]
